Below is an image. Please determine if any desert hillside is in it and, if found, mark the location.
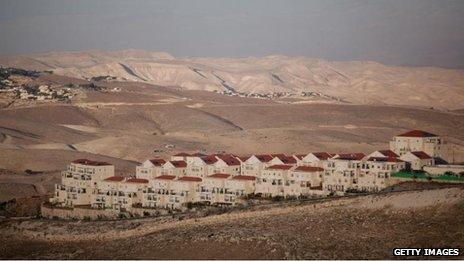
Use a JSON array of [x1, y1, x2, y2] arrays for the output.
[[1, 50, 463, 109], [1, 187, 463, 259]]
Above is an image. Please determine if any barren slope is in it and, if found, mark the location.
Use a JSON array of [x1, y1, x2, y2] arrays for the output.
[[1, 187, 463, 259], [1, 50, 464, 109]]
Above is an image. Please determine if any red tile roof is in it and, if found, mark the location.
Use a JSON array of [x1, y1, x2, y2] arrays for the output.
[[232, 175, 256, 181], [216, 154, 241, 166], [104, 176, 125, 182], [126, 178, 149, 183], [294, 166, 324, 172], [411, 151, 432, 159], [267, 164, 293, 170], [169, 160, 187, 168], [149, 158, 166, 166], [277, 155, 297, 164], [397, 130, 437, 137], [255, 154, 274, 162], [72, 159, 111, 166], [269, 154, 297, 164], [378, 150, 399, 158], [335, 153, 365, 161], [155, 175, 176, 180], [367, 157, 404, 163], [312, 152, 334, 160], [208, 173, 231, 179], [178, 176, 202, 182], [202, 155, 219, 165]]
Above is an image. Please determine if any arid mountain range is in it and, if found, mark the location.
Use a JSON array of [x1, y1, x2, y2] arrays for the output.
[[1, 50, 464, 259], [1, 49, 463, 109], [1, 49, 464, 217]]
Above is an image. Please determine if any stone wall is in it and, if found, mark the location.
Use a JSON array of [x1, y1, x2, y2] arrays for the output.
[[424, 165, 464, 176], [40, 203, 174, 220], [130, 207, 169, 217], [41, 203, 119, 220]]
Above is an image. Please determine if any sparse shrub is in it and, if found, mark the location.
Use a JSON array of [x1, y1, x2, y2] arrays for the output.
[[286, 195, 297, 201], [24, 85, 39, 95], [345, 188, 365, 194], [186, 201, 208, 210]]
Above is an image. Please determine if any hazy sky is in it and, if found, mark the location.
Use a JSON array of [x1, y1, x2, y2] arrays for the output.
[[1, 0, 464, 68]]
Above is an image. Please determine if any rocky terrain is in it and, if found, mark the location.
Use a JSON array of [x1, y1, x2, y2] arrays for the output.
[[0, 187, 463, 259], [0, 49, 463, 259], [1, 49, 464, 109]]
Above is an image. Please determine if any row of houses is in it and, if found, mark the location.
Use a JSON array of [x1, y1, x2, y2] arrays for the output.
[[50, 130, 446, 212]]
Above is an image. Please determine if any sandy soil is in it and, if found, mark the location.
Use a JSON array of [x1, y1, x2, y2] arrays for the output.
[[0, 187, 462, 259]]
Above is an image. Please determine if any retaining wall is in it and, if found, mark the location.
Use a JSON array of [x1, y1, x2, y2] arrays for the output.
[[41, 204, 119, 220]]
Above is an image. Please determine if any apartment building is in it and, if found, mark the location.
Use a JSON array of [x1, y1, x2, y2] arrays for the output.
[[52, 159, 114, 207], [367, 150, 399, 158], [241, 154, 274, 176], [357, 157, 406, 192], [255, 164, 293, 197], [201, 154, 241, 177], [269, 154, 298, 165], [300, 152, 334, 167], [285, 166, 326, 196], [390, 130, 443, 157], [92, 177, 148, 211], [167, 176, 203, 209], [160, 160, 187, 176], [136, 158, 166, 180], [226, 175, 256, 198], [48, 130, 449, 217], [400, 151, 434, 171], [323, 153, 365, 192], [201, 173, 232, 205], [141, 175, 176, 208]]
